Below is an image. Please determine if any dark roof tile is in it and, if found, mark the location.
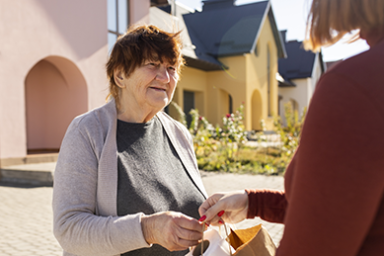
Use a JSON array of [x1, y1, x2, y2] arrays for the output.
[[183, 1, 269, 57], [278, 40, 316, 80]]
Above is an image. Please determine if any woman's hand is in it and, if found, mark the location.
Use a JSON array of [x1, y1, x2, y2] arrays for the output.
[[141, 211, 204, 251], [198, 190, 249, 225]]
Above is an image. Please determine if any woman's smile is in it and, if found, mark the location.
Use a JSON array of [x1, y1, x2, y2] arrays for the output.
[[149, 86, 167, 92]]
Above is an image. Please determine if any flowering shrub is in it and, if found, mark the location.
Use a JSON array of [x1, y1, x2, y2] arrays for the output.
[[218, 105, 247, 163], [190, 109, 219, 159], [274, 102, 307, 168], [220, 104, 247, 145], [171, 102, 247, 172], [170, 100, 305, 175]]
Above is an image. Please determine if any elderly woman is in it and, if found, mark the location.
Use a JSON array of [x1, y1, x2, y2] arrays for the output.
[[199, 0, 384, 256], [53, 25, 207, 256]]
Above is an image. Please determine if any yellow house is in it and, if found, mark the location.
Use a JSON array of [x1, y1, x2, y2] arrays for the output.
[[152, 0, 286, 131]]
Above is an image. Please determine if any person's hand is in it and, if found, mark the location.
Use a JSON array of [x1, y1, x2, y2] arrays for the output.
[[141, 211, 204, 251], [198, 190, 249, 225]]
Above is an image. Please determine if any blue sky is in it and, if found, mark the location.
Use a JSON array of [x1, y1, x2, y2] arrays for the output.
[[176, 0, 370, 62]]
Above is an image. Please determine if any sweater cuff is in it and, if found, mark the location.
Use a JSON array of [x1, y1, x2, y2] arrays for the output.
[[245, 188, 260, 219], [112, 213, 152, 253], [245, 188, 287, 223]]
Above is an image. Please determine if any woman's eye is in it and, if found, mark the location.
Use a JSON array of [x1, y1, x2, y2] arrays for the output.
[[168, 66, 176, 71]]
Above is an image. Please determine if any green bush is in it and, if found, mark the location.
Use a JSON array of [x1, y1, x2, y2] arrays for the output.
[[273, 102, 307, 168], [170, 101, 306, 175]]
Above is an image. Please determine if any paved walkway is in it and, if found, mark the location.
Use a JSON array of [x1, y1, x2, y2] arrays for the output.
[[0, 172, 284, 255]]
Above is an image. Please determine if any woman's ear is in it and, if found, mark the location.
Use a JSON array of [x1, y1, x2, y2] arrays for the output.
[[114, 70, 125, 88]]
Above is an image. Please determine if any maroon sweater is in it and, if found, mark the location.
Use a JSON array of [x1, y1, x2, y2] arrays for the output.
[[247, 38, 384, 256]]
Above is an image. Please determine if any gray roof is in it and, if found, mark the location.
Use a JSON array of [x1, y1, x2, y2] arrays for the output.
[[278, 36, 325, 81], [182, 0, 286, 70]]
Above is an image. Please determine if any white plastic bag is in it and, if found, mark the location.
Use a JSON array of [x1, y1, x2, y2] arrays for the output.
[[184, 228, 235, 256]]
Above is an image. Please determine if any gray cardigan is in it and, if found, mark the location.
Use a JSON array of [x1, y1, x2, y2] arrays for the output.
[[52, 99, 207, 256]]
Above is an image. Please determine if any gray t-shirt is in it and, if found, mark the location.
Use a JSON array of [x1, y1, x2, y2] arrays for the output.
[[116, 116, 205, 256]]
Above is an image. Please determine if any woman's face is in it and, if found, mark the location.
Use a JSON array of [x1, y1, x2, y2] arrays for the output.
[[117, 57, 179, 114]]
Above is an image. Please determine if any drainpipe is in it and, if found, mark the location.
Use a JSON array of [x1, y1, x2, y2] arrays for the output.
[[170, 0, 176, 16]]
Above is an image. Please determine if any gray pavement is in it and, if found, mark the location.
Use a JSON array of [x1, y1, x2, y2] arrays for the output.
[[0, 171, 284, 255], [0, 182, 61, 255]]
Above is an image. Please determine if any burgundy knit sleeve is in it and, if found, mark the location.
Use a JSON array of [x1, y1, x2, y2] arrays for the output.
[[245, 189, 287, 224]]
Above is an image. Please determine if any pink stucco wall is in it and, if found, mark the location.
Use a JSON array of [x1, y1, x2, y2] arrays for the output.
[[130, 0, 150, 26], [0, 0, 109, 159], [0, 0, 152, 160]]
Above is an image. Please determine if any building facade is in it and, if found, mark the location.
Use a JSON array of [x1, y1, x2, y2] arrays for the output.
[[152, 0, 286, 131], [0, 0, 153, 165], [278, 31, 326, 123]]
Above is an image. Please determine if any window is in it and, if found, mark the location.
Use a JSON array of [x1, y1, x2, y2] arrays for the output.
[[254, 42, 259, 56], [108, 0, 129, 52], [278, 95, 283, 116], [267, 45, 271, 116]]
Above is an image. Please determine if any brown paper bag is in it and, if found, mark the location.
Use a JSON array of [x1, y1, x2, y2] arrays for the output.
[[228, 224, 276, 256]]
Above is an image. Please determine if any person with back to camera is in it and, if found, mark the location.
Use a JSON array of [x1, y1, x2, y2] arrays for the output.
[[198, 0, 384, 255], [52, 25, 208, 256]]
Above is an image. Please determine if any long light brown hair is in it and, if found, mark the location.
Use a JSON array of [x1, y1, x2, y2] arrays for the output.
[[304, 0, 384, 51]]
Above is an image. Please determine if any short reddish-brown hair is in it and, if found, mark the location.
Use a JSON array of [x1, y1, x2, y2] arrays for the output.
[[106, 25, 184, 106]]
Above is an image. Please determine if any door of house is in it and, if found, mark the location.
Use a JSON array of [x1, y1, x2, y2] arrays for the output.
[[25, 57, 87, 154], [183, 90, 195, 128]]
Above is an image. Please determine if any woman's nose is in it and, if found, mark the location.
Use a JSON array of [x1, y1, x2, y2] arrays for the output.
[[156, 66, 170, 83]]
